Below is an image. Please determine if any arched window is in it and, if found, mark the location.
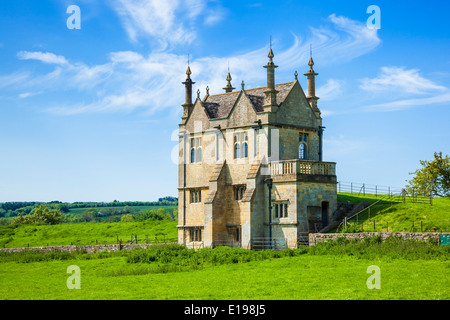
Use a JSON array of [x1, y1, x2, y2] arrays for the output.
[[191, 147, 196, 163], [190, 137, 202, 163], [233, 132, 248, 159], [243, 142, 248, 158], [299, 143, 307, 160], [234, 143, 240, 159]]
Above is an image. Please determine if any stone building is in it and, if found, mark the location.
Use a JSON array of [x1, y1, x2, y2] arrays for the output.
[[177, 48, 337, 249]]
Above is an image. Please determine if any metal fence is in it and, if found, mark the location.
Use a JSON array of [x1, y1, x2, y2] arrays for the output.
[[248, 237, 288, 250], [212, 240, 241, 248], [338, 181, 401, 197], [338, 181, 433, 204]]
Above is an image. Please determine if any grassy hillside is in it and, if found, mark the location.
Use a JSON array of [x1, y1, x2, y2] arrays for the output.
[[337, 193, 449, 233], [67, 205, 175, 215], [0, 220, 178, 248]]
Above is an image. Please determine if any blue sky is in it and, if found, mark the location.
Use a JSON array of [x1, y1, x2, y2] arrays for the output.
[[0, 0, 449, 202]]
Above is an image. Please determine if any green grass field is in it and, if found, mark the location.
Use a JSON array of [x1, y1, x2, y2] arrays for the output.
[[0, 240, 448, 300], [0, 220, 178, 248], [0, 194, 449, 300], [337, 193, 450, 232]]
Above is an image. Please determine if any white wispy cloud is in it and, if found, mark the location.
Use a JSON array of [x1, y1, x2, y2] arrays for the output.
[[363, 92, 450, 112], [358, 66, 450, 112], [110, 0, 209, 48], [276, 14, 381, 69], [2, 13, 381, 116], [0, 72, 30, 89], [204, 6, 227, 26], [18, 92, 42, 99], [317, 79, 344, 101], [360, 66, 446, 94], [17, 51, 69, 65]]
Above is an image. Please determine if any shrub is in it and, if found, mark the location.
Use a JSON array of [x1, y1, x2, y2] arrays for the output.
[[12, 205, 62, 225]]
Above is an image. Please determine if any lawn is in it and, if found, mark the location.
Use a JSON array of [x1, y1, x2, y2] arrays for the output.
[[0, 240, 448, 300], [0, 220, 178, 248], [1, 193, 448, 301], [0, 252, 448, 300]]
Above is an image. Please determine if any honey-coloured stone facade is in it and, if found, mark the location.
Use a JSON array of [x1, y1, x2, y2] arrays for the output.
[[177, 50, 337, 249]]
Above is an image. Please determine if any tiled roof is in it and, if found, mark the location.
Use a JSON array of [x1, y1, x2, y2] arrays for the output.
[[203, 82, 294, 119]]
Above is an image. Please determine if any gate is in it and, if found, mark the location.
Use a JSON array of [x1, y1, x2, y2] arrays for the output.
[[297, 233, 309, 247], [212, 240, 241, 248], [248, 237, 287, 250]]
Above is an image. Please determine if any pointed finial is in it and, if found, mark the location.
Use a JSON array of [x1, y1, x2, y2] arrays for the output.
[[223, 67, 235, 93], [241, 80, 245, 90], [294, 71, 298, 80], [186, 65, 192, 79], [308, 56, 315, 73], [206, 86, 209, 95], [197, 89, 200, 99], [267, 38, 275, 66]]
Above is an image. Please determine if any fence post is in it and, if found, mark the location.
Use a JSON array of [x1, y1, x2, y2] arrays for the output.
[[351, 183, 353, 194], [146, 235, 148, 244], [386, 222, 389, 232], [421, 221, 423, 232], [430, 192, 433, 206], [363, 184, 365, 196], [373, 220, 375, 231], [134, 234, 137, 244], [375, 185, 377, 198]]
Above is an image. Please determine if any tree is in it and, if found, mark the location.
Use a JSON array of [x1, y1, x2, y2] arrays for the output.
[[120, 214, 134, 222], [406, 152, 450, 197], [12, 204, 62, 225], [81, 208, 98, 222]]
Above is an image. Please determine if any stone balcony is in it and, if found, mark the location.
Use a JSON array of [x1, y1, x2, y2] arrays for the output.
[[268, 159, 337, 183]]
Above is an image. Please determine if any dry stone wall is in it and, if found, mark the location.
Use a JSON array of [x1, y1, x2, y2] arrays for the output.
[[309, 232, 450, 246], [0, 243, 169, 254]]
